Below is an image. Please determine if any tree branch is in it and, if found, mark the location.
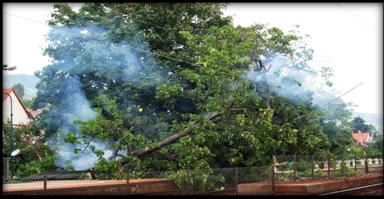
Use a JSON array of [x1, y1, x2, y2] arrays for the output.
[[117, 106, 253, 167], [118, 111, 222, 166]]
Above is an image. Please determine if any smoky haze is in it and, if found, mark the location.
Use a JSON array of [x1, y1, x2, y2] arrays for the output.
[[37, 25, 166, 170]]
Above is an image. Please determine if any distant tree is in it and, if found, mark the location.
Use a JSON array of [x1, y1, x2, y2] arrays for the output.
[[351, 117, 370, 132], [12, 83, 25, 99], [366, 133, 383, 158]]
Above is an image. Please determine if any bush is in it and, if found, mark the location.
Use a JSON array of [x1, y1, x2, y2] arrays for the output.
[[295, 159, 312, 179], [335, 162, 357, 177]]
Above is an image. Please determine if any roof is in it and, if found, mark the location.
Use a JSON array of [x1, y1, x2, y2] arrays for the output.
[[352, 132, 370, 145], [3, 88, 33, 118], [3, 88, 14, 101]]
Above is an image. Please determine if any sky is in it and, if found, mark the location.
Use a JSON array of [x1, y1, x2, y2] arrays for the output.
[[2, 3, 382, 116]]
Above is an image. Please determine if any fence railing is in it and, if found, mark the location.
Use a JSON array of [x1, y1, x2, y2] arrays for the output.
[[272, 154, 383, 183], [3, 154, 383, 195]]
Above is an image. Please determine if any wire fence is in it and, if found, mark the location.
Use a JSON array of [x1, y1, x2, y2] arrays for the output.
[[3, 154, 383, 195], [273, 154, 383, 183]]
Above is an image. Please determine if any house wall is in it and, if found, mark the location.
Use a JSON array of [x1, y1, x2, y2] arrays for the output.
[[3, 91, 30, 126]]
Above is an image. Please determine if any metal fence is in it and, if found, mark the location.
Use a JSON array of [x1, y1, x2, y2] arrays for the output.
[[3, 166, 272, 195], [273, 154, 383, 183], [3, 154, 383, 195]]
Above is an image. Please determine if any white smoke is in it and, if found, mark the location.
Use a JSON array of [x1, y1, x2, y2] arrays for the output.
[[41, 25, 167, 170], [246, 53, 339, 107]]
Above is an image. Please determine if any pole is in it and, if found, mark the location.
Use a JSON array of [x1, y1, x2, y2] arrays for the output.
[[341, 156, 345, 176], [272, 155, 275, 193], [293, 154, 296, 180], [3, 92, 14, 153], [44, 175, 47, 191], [364, 150, 368, 173], [327, 153, 331, 179], [235, 167, 239, 195], [311, 155, 314, 179], [354, 153, 357, 172]]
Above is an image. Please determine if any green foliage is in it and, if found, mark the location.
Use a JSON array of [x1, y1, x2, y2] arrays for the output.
[[313, 169, 326, 178], [3, 121, 58, 178], [64, 133, 78, 144], [164, 169, 225, 191], [335, 162, 357, 177], [22, 98, 35, 109], [295, 159, 312, 179], [366, 134, 383, 158], [25, 3, 359, 190]]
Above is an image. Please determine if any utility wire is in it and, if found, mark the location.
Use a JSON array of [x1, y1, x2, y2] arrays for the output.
[[5, 12, 203, 68], [323, 82, 364, 107], [337, 4, 378, 33], [5, 12, 48, 26]]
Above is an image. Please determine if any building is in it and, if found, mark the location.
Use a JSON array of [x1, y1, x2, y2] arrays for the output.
[[3, 88, 42, 126], [3, 88, 33, 127], [352, 131, 372, 146]]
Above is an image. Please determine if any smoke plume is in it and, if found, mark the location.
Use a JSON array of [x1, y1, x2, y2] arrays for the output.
[[39, 25, 166, 170], [246, 53, 340, 107]]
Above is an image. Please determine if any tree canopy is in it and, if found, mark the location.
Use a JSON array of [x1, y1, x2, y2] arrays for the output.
[[23, 3, 357, 179]]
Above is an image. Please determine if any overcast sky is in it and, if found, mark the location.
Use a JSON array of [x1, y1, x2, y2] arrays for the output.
[[3, 3, 382, 115]]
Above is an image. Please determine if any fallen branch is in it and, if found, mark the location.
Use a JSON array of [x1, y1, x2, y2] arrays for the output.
[[118, 107, 251, 166]]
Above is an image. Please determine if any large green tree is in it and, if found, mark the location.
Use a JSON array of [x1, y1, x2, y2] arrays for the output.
[[33, 3, 348, 181]]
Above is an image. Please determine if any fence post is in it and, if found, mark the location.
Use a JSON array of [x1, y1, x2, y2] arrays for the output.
[[235, 167, 239, 195], [364, 151, 368, 173], [293, 154, 296, 180], [327, 153, 330, 179], [341, 156, 345, 176], [43, 175, 47, 192], [272, 155, 275, 193], [311, 155, 314, 179], [354, 153, 357, 172]]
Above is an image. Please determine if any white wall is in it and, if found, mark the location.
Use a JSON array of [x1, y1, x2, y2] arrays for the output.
[[3, 91, 30, 126]]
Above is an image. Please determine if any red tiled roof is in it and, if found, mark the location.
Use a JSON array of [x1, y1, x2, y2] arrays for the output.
[[3, 88, 14, 101], [3, 88, 33, 118], [352, 132, 370, 145]]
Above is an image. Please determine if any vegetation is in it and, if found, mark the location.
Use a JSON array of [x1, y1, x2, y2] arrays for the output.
[[2, 3, 380, 189], [3, 121, 57, 178]]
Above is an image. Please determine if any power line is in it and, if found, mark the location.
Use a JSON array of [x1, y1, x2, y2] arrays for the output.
[[323, 82, 364, 107], [337, 4, 378, 33], [5, 12, 48, 26], [5, 12, 203, 68]]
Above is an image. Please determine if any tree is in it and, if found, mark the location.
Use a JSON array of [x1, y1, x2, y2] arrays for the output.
[[366, 133, 383, 158], [33, 3, 344, 185], [12, 83, 25, 99], [351, 117, 370, 132], [320, 100, 355, 155], [3, 121, 57, 178]]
